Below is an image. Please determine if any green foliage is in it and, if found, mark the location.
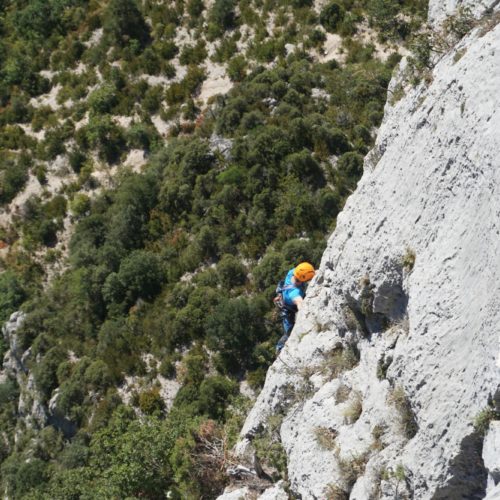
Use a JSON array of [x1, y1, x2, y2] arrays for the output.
[[253, 415, 288, 480], [127, 121, 160, 151], [103, 250, 163, 308], [320, 2, 345, 33], [70, 193, 91, 218], [88, 84, 118, 114], [165, 67, 206, 106], [402, 247, 416, 271], [0, 378, 19, 407], [199, 376, 238, 420], [0, 1, 427, 496], [217, 254, 247, 289], [84, 360, 112, 390], [159, 356, 177, 378], [364, 0, 426, 41], [83, 115, 126, 163], [338, 151, 363, 177], [3, 456, 49, 498], [206, 297, 267, 373], [19, 195, 65, 248], [34, 347, 67, 399], [474, 406, 500, 436], [87, 407, 174, 497], [209, 0, 236, 36], [187, 0, 205, 18], [180, 42, 208, 66], [0, 157, 29, 204], [138, 387, 165, 415], [227, 55, 248, 82], [103, 0, 150, 47], [0, 272, 26, 325], [376, 353, 392, 380]]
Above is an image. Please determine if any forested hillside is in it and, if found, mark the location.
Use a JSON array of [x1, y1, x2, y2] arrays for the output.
[[0, 0, 427, 497]]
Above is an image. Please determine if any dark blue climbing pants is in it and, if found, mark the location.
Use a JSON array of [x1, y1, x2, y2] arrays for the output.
[[276, 307, 296, 352]]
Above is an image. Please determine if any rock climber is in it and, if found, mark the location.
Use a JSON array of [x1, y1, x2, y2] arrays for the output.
[[275, 262, 315, 353]]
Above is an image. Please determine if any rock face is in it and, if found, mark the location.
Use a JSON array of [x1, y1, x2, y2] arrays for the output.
[[228, 3, 500, 499], [2, 311, 48, 431], [428, 0, 500, 26], [484, 421, 500, 494]]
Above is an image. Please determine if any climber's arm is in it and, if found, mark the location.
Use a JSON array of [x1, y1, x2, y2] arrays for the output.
[[293, 296, 304, 310]]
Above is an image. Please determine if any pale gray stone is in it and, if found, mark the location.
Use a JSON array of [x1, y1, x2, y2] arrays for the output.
[[231, 7, 500, 500], [486, 483, 500, 500], [428, 0, 499, 27], [258, 481, 288, 499], [484, 421, 500, 487], [217, 487, 250, 500]]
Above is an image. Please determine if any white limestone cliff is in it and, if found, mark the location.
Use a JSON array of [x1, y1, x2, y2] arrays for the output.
[[429, 0, 500, 27], [220, 3, 500, 499]]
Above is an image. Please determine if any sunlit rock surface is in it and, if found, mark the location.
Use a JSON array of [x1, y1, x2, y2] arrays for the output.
[[225, 3, 500, 498]]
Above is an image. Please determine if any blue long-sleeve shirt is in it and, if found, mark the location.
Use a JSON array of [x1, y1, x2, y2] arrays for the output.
[[282, 268, 305, 308]]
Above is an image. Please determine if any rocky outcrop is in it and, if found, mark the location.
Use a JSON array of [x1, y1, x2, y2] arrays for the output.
[[484, 421, 500, 495], [1, 311, 48, 431], [225, 3, 500, 499], [428, 0, 500, 26]]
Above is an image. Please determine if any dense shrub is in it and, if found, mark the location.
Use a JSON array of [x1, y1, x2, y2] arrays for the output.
[[198, 376, 238, 420], [209, 0, 236, 36], [227, 55, 247, 82], [138, 387, 165, 415], [180, 43, 208, 66], [0, 378, 19, 407], [103, 0, 150, 47], [0, 157, 29, 204], [84, 115, 126, 163], [0, 272, 26, 325], [217, 254, 247, 289], [337, 151, 364, 178], [103, 250, 163, 308], [35, 347, 67, 399], [88, 84, 118, 114], [320, 2, 345, 33], [206, 297, 267, 373]]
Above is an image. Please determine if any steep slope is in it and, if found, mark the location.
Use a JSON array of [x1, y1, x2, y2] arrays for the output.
[[227, 5, 500, 500], [429, 0, 500, 26]]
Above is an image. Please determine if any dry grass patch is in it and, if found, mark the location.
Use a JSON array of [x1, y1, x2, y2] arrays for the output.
[[388, 385, 417, 439], [314, 426, 338, 451], [335, 384, 351, 404], [320, 344, 360, 381], [342, 391, 363, 424]]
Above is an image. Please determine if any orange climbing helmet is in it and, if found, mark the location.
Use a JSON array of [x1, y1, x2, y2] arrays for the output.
[[294, 262, 315, 282]]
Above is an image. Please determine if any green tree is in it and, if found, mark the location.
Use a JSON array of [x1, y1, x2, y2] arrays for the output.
[[227, 55, 247, 82], [217, 254, 247, 289], [88, 84, 118, 114], [199, 376, 238, 420], [187, 0, 205, 17], [320, 2, 345, 33], [34, 347, 67, 399], [0, 158, 29, 204], [70, 194, 91, 218], [209, 0, 236, 35], [103, 0, 150, 47], [206, 297, 267, 373], [0, 272, 25, 325], [337, 151, 364, 178], [85, 115, 126, 164], [89, 407, 174, 497]]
